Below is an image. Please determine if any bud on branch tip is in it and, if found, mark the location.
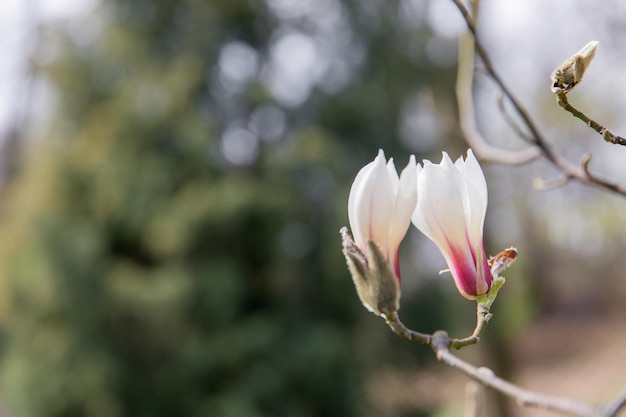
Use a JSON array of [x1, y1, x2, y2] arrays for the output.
[[551, 41, 598, 94]]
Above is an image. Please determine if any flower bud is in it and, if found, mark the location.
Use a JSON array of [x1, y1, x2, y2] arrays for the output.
[[347, 149, 418, 280], [342, 150, 418, 314], [341, 228, 400, 315], [551, 40, 598, 94], [489, 247, 518, 275], [412, 149, 492, 300]]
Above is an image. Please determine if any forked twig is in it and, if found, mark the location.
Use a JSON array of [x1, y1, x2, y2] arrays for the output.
[[451, 0, 626, 197], [431, 331, 597, 417], [383, 310, 600, 417], [496, 94, 534, 143], [455, 0, 541, 165]]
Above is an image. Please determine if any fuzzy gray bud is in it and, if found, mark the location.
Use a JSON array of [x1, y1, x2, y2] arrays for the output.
[[341, 227, 400, 316]]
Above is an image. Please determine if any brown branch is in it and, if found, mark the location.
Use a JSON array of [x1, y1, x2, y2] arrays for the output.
[[496, 94, 534, 143], [456, 29, 541, 165], [451, 0, 626, 197], [379, 261, 600, 417], [382, 310, 601, 416], [431, 331, 597, 417], [450, 303, 491, 349], [556, 92, 626, 146], [451, 0, 546, 149], [383, 312, 432, 344]]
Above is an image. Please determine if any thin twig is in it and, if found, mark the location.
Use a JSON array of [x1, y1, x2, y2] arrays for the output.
[[497, 94, 534, 142], [383, 310, 600, 417], [450, 303, 491, 349], [451, 0, 626, 197], [451, 0, 546, 149], [383, 312, 432, 344], [556, 92, 626, 146], [431, 331, 597, 417], [455, 5, 541, 165]]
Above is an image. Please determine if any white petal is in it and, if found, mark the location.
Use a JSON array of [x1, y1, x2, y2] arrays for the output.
[[348, 150, 384, 247], [387, 155, 418, 255], [412, 161, 467, 252], [440, 151, 455, 167], [410, 148, 491, 298], [348, 159, 376, 248], [462, 150, 488, 209], [348, 149, 395, 251], [458, 150, 488, 244], [386, 158, 400, 195]]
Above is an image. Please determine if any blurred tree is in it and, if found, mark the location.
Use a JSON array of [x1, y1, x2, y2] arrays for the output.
[[0, 0, 463, 416]]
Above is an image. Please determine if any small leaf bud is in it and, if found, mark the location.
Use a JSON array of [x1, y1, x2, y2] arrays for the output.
[[551, 41, 598, 94]]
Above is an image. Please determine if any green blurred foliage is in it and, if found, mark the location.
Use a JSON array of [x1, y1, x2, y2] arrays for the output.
[[0, 0, 468, 416]]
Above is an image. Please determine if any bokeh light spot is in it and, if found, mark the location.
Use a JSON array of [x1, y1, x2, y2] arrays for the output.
[[220, 125, 259, 166]]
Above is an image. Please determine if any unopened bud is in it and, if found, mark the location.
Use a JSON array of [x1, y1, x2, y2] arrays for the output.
[[551, 41, 598, 94], [488, 247, 518, 275], [477, 247, 518, 309], [341, 227, 400, 316]]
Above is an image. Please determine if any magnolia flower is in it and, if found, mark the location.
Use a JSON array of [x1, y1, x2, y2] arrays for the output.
[[348, 150, 418, 279], [341, 150, 417, 315], [412, 149, 492, 300]]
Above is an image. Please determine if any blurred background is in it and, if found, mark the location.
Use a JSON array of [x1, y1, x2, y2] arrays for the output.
[[0, 0, 625, 416]]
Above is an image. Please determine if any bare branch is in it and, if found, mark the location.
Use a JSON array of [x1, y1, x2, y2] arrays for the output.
[[431, 331, 597, 417], [383, 308, 602, 417], [451, 0, 546, 149], [556, 92, 626, 146], [383, 312, 432, 344], [383, 310, 601, 417], [451, 0, 626, 197], [496, 94, 534, 143], [456, 18, 541, 165], [449, 303, 491, 349], [376, 245, 607, 417]]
